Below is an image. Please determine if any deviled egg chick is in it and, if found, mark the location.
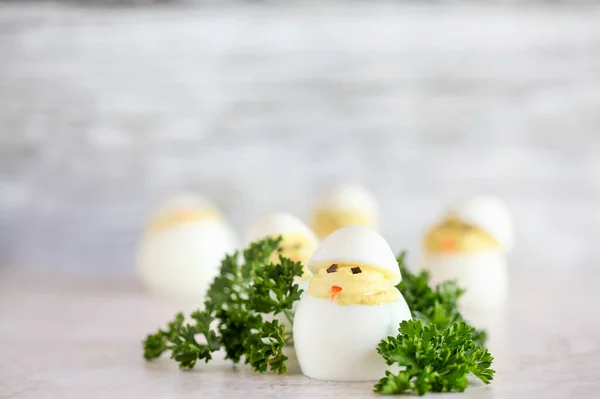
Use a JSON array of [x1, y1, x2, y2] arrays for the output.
[[245, 213, 319, 333], [294, 226, 411, 381], [311, 184, 379, 239], [245, 212, 319, 284], [421, 195, 514, 308], [137, 194, 238, 300]]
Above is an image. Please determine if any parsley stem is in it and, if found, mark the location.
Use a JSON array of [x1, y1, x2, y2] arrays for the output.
[[282, 309, 294, 326], [285, 331, 294, 346]]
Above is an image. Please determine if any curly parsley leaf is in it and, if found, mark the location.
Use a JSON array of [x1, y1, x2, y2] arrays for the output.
[[396, 251, 487, 346], [374, 320, 495, 396], [143, 235, 303, 374], [250, 256, 304, 315], [204, 252, 240, 310], [142, 310, 220, 369], [143, 313, 185, 361], [244, 319, 289, 374], [217, 307, 261, 364]]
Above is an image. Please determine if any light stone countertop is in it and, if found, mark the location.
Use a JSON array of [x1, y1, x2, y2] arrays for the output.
[[1, 269, 599, 399]]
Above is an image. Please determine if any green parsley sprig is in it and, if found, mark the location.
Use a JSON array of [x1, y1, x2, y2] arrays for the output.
[[395, 251, 487, 346], [143, 236, 304, 374], [375, 320, 495, 396], [373, 251, 495, 395]]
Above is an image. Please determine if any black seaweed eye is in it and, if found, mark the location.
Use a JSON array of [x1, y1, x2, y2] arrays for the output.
[[326, 264, 339, 273], [277, 247, 284, 253], [351, 267, 362, 274]]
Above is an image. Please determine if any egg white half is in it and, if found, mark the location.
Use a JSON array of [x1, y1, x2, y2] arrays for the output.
[[420, 251, 508, 308], [244, 212, 318, 248], [316, 184, 379, 215], [293, 290, 411, 381], [137, 220, 238, 300]]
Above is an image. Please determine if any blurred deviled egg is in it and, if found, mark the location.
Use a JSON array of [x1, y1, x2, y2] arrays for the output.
[[311, 184, 379, 239], [294, 226, 411, 381], [137, 194, 238, 300], [420, 195, 514, 308], [245, 212, 319, 288], [245, 213, 319, 334]]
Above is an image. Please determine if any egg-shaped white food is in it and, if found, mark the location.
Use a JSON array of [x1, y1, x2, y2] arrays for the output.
[[311, 184, 379, 238], [421, 251, 508, 308], [308, 226, 401, 286], [295, 226, 411, 381], [244, 212, 319, 269], [137, 194, 238, 300], [245, 213, 319, 334], [419, 196, 512, 309], [452, 195, 514, 252], [294, 290, 410, 381]]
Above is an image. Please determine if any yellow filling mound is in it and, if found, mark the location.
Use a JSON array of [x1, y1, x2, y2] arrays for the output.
[[311, 209, 375, 239], [307, 263, 398, 305], [423, 216, 501, 254]]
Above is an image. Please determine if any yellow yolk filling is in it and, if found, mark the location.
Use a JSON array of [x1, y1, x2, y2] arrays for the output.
[[268, 233, 317, 280], [148, 208, 221, 232], [311, 209, 375, 239], [424, 217, 501, 254], [307, 264, 398, 305]]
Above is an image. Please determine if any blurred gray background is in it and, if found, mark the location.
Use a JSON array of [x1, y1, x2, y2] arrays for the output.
[[1, 2, 599, 274]]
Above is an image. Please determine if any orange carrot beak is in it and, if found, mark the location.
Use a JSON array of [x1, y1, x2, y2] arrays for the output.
[[330, 286, 342, 302], [441, 239, 455, 252]]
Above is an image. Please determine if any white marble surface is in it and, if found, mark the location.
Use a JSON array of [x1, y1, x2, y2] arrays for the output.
[[1, 2, 600, 275], [1, 269, 599, 398]]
